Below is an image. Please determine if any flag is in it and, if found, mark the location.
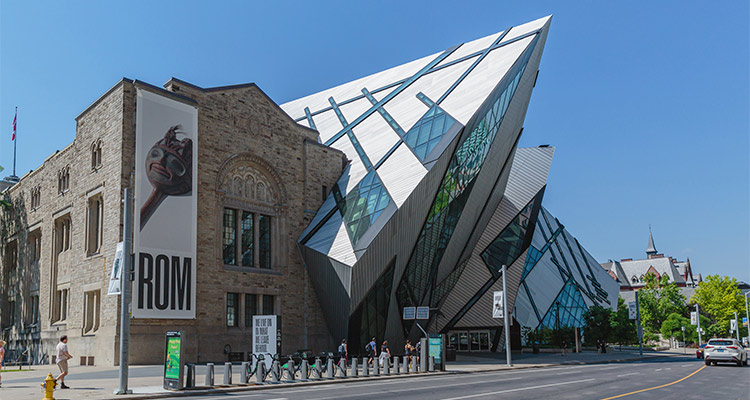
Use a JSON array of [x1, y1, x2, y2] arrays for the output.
[[11, 109, 17, 141]]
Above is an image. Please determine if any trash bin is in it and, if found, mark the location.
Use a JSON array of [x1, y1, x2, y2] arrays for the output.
[[445, 345, 457, 362]]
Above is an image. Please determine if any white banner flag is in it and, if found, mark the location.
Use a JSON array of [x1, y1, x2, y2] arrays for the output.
[[133, 88, 198, 319], [628, 302, 637, 320], [493, 291, 504, 318], [107, 242, 124, 296], [690, 311, 698, 325]]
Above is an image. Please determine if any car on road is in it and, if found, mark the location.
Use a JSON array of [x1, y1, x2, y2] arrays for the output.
[[696, 343, 707, 359], [704, 338, 747, 367]]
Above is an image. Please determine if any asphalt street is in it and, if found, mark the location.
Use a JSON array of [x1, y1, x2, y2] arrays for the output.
[[175, 356, 749, 400]]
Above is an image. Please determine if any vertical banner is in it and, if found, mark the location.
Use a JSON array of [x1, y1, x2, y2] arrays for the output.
[[492, 291, 504, 318], [627, 302, 637, 320], [690, 311, 698, 325], [107, 242, 124, 295], [252, 315, 280, 370], [133, 89, 198, 319]]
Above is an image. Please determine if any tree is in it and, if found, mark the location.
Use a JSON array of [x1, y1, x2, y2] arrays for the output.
[[691, 275, 744, 338], [660, 312, 689, 344], [637, 274, 687, 339], [582, 305, 612, 345], [610, 296, 638, 346]]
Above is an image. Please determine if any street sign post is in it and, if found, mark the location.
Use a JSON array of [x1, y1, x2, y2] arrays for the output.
[[636, 291, 643, 356], [695, 304, 702, 345]]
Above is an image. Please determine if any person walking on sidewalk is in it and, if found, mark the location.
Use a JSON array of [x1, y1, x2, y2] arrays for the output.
[[338, 339, 348, 367], [379, 340, 391, 369], [366, 337, 377, 366], [561, 340, 568, 356], [55, 336, 72, 389], [0, 340, 5, 388], [404, 339, 413, 366]]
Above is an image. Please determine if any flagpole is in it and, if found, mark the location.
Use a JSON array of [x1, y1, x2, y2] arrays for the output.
[[13, 107, 17, 177]]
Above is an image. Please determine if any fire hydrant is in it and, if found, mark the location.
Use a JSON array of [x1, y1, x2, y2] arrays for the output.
[[41, 373, 57, 400]]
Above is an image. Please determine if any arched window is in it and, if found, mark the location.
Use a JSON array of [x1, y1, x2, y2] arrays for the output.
[[57, 166, 70, 194], [631, 275, 638, 283]]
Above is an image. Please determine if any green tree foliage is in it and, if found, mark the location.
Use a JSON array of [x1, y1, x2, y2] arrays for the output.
[[582, 305, 612, 345], [637, 274, 687, 337], [691, 275, 744, 338], [660, 312, 689, 341], [610, 296, 638, 345]]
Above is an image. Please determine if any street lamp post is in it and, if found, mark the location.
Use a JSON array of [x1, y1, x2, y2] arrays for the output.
[[681, 326, 685, 354], [744, 292, 749, 344], [695, 304, 702, 345]]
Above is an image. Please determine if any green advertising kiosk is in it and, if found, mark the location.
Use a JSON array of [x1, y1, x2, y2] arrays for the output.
[[163, 331, 184, 390]]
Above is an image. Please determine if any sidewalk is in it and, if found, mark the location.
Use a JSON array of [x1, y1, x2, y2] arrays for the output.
[[0, 349, 681, 399]]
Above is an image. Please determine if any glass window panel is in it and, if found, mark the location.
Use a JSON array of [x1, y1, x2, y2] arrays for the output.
[[259, 215, 271, 269], [244, 294, 257, 327], [241, 211, 254, 267], [226, 293, 239, 327], [222, 208, 237, 265], [262, 295, 274, 315]]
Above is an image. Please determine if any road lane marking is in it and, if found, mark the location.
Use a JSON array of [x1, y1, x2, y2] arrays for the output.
[[654, 368, 662, 371], [616, 372, 639, 377], [556, 371, 580, 375], [599, 365, 706, 400], [437, 379, 596, 400]]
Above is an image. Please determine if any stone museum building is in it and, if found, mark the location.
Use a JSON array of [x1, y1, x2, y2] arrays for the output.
[[0, 15, 621, 366]]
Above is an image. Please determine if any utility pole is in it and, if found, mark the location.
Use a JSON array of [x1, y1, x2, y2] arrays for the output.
[[115, 185, 133, 395], [502, 264, 511, 367], [744, 292, 749, 344], [695, 304, 702, 345], [635, 291, 643, 356], [681, 326, 685, 354], [734, 311, 740, 341]]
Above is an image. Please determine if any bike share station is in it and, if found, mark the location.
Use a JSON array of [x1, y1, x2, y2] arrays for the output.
[[403, 306, 445, 371]]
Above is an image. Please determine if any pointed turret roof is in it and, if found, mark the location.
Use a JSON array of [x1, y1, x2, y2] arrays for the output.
[[646, 227, 657, 256]]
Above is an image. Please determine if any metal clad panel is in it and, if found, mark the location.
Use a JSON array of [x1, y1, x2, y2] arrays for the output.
[[377, 144, 428, 208], [354, 112, 401, 165], [299, 246, 351, 341], [436, 31, 504, 67], [523, 250, 566, 316]]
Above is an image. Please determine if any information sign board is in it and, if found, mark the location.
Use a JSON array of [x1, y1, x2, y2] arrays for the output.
[[416, 306, 430, 320], [252, 315, 281, 370], [628, 302, 637, 320], [429, 334, 444, 370], [163, 331, 183, 390], [403, 307, 416, 320]]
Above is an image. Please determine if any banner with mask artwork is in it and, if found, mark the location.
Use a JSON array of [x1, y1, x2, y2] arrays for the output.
[[133, 88, 198, 319]]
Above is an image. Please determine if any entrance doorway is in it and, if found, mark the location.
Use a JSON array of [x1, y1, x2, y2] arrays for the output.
[[448, 330, 491, 352]]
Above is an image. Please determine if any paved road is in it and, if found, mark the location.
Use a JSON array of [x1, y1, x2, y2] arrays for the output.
[[176, 357, 749, 400]]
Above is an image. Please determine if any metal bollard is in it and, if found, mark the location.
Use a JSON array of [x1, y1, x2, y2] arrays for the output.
[[362, 358, 369, 376], [393, 356, 400, 375], [373, 359, 379, 376], [240, 362, 250, 384], [256, 362, 265, 383], [326, 358, 334, 379], [401, 358, 408, 374], [313, 357, 322, 380], [420, 338, 428, 373], [185, 364, 196, 387], [351, 357, 358, 377], [301, 360, 309, 380], [337, 358, 347, 378], [383, 357, 390, 375], [223, 362, 232, 385], [411, 354, 417, 373], [205, 363, 215, 386], [428, 356, 435, 372]]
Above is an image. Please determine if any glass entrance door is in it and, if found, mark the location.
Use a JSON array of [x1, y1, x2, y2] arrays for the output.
[[449, 330, 491, 352]]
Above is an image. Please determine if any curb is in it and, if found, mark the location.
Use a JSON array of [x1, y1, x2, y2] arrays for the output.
[[101, 353, 683, 400]]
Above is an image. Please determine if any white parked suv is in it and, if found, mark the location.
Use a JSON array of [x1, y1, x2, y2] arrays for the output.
[[704, 338, 748, 367]]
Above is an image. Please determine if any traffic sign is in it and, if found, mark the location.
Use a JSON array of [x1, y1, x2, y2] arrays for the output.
[[416, 306, 430, 320], [628, 302, 637, 320], [403, 307, 416, 320]]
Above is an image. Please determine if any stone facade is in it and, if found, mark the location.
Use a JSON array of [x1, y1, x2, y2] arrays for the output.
[[0, 77, 345, 365]]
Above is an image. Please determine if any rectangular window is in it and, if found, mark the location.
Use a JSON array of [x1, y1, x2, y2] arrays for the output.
[[226, 292, 239, 327], [244, 294, 257, 327], [322, 185, 328, 201], [83, 290, 100, 334], [259, 215, 272, 269], [262, 295, 274, 315], [87, 196, 103, 255], [28, 231, 41, 264], [31, 295, 39, 324], [241, 211, 254, 267], [55, 215, 71, 253], [223, 208, 237, 265], [53, 288, 68, 323], [8, 300, 15, 327]]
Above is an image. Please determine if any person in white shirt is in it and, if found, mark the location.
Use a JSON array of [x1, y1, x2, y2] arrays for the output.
[[55, 336, 72, 389]]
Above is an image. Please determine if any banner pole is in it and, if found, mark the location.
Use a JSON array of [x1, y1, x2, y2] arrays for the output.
[[116, 181, 133, 394], [502, 264, 511, 366]]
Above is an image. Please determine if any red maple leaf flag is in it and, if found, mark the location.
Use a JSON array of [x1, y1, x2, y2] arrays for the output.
[[11, 110, 16, 141]]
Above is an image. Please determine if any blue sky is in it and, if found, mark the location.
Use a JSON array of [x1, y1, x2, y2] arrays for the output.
[[1, 1, 748, 282]]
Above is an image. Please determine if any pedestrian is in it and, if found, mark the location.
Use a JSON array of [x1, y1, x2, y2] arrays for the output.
[[0, 340, 5, 388], [366, 337, 377, 366], [415, 340, 421, 365], [338, 339, 348, 367], [561, 340, 568, 356], [379, 340, 391, 368], [55, 336, 72, 389], [404, 339, 413, 365]]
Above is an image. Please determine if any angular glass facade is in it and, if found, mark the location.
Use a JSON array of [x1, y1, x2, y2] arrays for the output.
[[481, 199, 536, 279], [334, 170, 392, 247], [397, 37, 539, 316], [348, 259, 395, 351], [539, 280, 587, 329], [403, 104, 458, 161]]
